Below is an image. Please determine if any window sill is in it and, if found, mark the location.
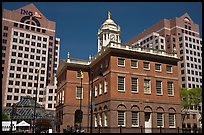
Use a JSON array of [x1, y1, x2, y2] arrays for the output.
[[168, 95, 174, 97], [131, 67, 138, 69], [143, 68, 150, 71], [131, 91, 138, 94], [167, 72, 173, 74], [156, 94, 163, 96], [155, 70, 162, 72], [118, 65, 125, 67], [118, 90, 125, 93]]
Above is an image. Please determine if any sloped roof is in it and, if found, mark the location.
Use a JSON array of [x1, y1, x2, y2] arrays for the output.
[[2, 96, 54, 120], [15, 96, 43, 108]]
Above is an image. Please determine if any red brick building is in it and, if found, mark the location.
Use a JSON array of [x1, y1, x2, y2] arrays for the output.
[[55, 12, 181, 133]]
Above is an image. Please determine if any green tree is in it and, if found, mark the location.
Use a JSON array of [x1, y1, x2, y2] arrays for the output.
[[2, 111, 10, 121], [180, 87, 202, 123]]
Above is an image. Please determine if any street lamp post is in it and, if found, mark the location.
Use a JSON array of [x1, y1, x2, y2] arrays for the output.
[[10, 103, 16, 133], [32, 68, 41, 133], [79, 70, 83, 132]]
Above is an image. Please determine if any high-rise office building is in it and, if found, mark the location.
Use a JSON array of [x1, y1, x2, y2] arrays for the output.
[[2, 3, 60, 110], [126, 13, 202, 89]]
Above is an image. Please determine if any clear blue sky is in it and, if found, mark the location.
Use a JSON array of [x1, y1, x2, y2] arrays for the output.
[[2, 2, 202, 60]]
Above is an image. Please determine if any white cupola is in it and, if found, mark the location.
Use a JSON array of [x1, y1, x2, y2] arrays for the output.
[[97, 11, 121, 52]]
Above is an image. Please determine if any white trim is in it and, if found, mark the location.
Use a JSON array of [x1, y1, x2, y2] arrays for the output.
[[131, 77, 138, 93], [118, 111, 126, 127], [131, 111, 139, 127], [131, 59, 138, 68], [104, 79, 108, 93], [167, 82, 174, 96], [157, 113, 164, 128], [117, 58, 125, 67], [99, 82, 102, 95], [169, 113, 176, 128], [156, 80, 163, 95], [76, 86, 83, 99], [144, 79, 151, 94], [104, 111, 108, 127], [2, 18, 56, 32], [156, 26, 199, 35], [118, 76, 125, 92], [143, 61, 150, 70], [155, 63, 162, 72]]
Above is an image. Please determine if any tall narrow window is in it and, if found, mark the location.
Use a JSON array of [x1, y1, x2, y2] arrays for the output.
[[99, 113, 102, 127], [104, 111, 108, 127], [94, 114, 98, 127], [118, 76, 125, 91], [144, 79, 151, 94], [131, 77, 138, 92], [157, 113, 164, 127], [156, 81, 162, 95], [132, 111, 139, 127], [131, 59, 138, 68], [76, 86, 83, 99], [168, 82, 174, 96], [99, 83, 102, 95], [104, 80, 108, 93], [95, 85, 98, 97], [118, 111, 125, 126], [169, 113, 175, 128], [118, 58, 125, 66]]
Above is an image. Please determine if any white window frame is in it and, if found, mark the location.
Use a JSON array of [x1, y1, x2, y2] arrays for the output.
[[169, 113, 175, 128], [95, 85, 98, 97], [166, 65, 173, 73], [99, 112, 102, 127], [118, 76, 125, 91], [118, 111, 125, 127], [167, 82, 174, 96], [131, 77, 138, 93], [156, 80, 163, 95], [99, 83, 102, 95], [94, 114, 98, 127], [132, 111, 139, 127], [118, 58, 125, 67], [104, 111, 108, 127], [104, 79, 108, 93], [76, 71, 81, 78], [131, 59, 138, 68], [155, 63, 161, 72], [62, 90, 64, 103], [143, 61, 150, 70], [144, 79, 151, 94], [157, 113, 164, 128], [76, 86, 83, 99]]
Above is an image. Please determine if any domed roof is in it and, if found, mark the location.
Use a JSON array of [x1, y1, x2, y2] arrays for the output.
[[99, 11, 120, 31]]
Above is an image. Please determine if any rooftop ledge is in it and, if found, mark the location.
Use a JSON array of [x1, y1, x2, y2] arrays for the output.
[[66, 41, 178, 65]]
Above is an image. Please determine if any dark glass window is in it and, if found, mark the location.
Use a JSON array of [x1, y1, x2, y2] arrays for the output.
[[4, 26, 8, 30], [3, 32, 8, 37], [42, 29, 46, 33], [14, 23, 18, 27]]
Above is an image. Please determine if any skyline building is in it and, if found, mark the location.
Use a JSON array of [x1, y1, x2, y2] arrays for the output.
[[2, 3, 60, 110]]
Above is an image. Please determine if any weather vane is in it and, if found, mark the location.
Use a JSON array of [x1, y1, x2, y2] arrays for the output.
[[108, 11, 111, 19]]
